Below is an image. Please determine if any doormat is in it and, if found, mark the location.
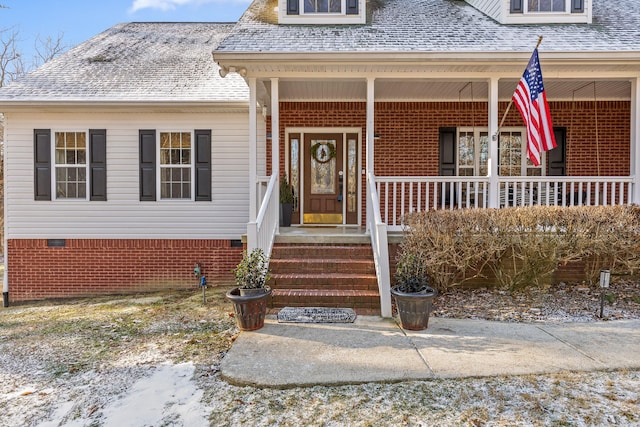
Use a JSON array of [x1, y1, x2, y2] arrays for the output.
[[277, 307, 357, 323]]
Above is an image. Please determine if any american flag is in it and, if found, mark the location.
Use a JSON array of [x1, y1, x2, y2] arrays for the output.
[[512, 48, 556, 167]]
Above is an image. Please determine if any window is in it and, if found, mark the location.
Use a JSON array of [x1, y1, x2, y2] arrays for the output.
[[159, 132, 192, 200], [305, 0, 341, 13], [528, 0, 565, 12], [138, 129, 211, 202], [55, 131, 87, 199], [33, 129, 106, 201], [282, 0, 362, 23], [499, 130, 544, 176], [457, 129, 489, 177]]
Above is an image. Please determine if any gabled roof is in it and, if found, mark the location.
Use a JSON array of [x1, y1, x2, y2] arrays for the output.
[[0, 22, 248, 104], [215, 0, 640, 55]]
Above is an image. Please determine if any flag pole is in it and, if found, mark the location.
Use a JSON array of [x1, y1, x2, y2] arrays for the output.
[[496, 36, 544, 133]]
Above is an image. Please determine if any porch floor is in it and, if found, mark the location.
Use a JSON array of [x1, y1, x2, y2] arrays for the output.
[[277, 226, 402, 244]]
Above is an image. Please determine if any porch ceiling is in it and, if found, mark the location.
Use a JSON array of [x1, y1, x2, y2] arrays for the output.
[[271, 79, 632, 103]]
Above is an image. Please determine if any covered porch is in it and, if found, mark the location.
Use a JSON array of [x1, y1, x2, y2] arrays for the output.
[[239, 66, 640, 317]]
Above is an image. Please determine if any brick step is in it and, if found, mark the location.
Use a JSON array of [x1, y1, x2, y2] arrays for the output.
[[271, 245, 373, 260], [268, 273, 378, 290], [270, 289, 380, 311], [269, 258, 376, 275]]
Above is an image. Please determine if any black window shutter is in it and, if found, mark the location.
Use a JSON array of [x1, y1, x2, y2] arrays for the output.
[[287, 0, 299, 15], [510, 0, 523, 13], [571, 0, 584, 13], [89, 129, 107, 201], [139, 130, 156, 201], [439, 127, 457, 176], [194, 129, 212, 202], [548, 128, 566, 176], [346, 0, 358, 15], [34, 129, 52, 201]]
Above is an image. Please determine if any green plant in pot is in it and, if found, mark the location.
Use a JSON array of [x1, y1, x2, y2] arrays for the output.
[[226, 249, 273, 331], [279, 174, 294, 227], [391, 249, 438, 331]]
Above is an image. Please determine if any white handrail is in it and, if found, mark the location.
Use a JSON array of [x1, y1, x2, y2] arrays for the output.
[[247, 173, 278, 259], [367, 173, 392, 318]]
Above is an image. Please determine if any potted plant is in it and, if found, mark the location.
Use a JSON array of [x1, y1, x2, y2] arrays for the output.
[[279, 174, 294, 227], [226, 249, 272, 331], [391, 249, 437, 331]]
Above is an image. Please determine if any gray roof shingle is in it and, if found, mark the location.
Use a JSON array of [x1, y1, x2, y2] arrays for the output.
[[0, 22, 248, 103], [215, 0, 640, 54]]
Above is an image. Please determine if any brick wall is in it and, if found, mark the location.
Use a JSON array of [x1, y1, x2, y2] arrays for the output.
[[7, 239, 243, 302], [275, 100, 631, 178]]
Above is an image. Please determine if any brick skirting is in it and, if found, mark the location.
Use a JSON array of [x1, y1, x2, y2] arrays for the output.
[[6, 239, 243, 303]]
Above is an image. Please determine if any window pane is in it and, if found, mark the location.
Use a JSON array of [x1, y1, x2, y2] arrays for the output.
[[66, 132, 76, 148], [310, 140, 336, 194], [77, 150, 86, 165], [290, 138, 299, 212], [347, 138, 357, 213], [181, 150, 190, 165], [182, 183, 191, 198], [181, 132, 191, 148], [171, 132, 181, 148], [170, 149, 180, 164], [552, 0, 565, 11], [161, 183, 170, 199], [160, 149, 170, 165], [160, 133, 170, 149], [56, 149, 65, 164], [76, 133, 86, 149], [55, 132, 65, 148], [458, 132, 474, 167], [479, 132, 489, 176], [56, 183, 66, 198]]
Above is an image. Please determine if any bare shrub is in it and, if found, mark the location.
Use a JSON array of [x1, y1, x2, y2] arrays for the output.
[[399, 209, 504, 291], [398, 206, 640, 293]]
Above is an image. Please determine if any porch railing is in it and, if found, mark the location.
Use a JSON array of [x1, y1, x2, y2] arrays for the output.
[[499, 177, 634, 208], [367, 173, 392, 318], [376, 176, 634, 231], [247, 173, 278, 259]]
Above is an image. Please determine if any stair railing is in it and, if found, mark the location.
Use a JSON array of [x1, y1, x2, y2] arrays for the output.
[[247, 173, 278, 259], [367, 172, 392, 318]]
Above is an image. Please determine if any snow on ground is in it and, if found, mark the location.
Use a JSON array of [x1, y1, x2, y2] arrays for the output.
[[1, 288, 639, 426]]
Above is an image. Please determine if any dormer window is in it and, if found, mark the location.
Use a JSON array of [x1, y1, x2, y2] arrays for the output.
[[510, 0, 584, 14], [280, 0, 364, 24], [528, 0, 565, 12], [305, 0, 342, 13]]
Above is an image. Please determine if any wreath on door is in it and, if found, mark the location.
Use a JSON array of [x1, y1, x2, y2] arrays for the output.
[[311, 142, 337, 164]]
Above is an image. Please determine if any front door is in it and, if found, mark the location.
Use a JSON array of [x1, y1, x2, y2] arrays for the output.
[[303, 133, 344, 224]]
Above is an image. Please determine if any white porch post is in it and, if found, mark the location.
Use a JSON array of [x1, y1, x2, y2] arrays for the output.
[[366, 77, 375, 231], [632, 77, 640, 204], [271, 78, 280, 232], [488, 77, 500, 208], [249, 77, 258, 221]]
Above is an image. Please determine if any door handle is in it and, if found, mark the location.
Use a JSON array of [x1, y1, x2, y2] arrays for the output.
[[338, 171, 344, 202]]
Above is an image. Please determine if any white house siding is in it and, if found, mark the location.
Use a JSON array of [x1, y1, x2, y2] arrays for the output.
[[464, 0, 502, 22], [4, 110, 266, 240]]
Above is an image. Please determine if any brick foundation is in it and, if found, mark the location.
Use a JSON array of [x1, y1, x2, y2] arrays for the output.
[[6, 239, 243, 303]]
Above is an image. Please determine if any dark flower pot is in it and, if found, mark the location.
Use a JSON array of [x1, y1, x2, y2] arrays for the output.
[[226, 287, 272, 331], [391, 285, 437, 331], [280, 203, 293, 227]]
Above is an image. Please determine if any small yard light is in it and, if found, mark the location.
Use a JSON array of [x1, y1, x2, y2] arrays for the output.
[[599, 269, 610, 318]]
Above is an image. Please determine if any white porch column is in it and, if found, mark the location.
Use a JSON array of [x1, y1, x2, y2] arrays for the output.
[[366, 77, 375, 175], [271, 78, 280, 177], [271, 78, 280, 234], [366, 77, 375, 232], [632, 77, 640, 204], [488, 77, 500, 209], [249, 77, 258, 221]]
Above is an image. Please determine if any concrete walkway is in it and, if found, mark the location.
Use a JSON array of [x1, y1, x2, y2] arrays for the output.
[[220, 316, 640, 388]]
